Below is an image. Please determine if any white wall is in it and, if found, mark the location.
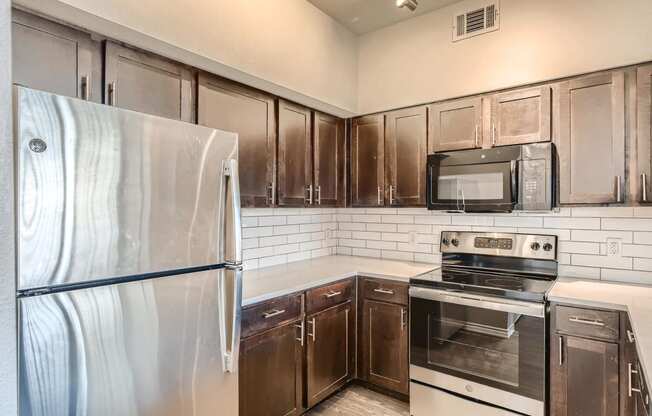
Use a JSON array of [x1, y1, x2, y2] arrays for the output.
[[15, 0, 358, 117], [0, 0, 16, 414], [357, 0, 652, 114]]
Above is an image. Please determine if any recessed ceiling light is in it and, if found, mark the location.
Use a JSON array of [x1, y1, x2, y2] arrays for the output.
[[396, 0, 418, 11]]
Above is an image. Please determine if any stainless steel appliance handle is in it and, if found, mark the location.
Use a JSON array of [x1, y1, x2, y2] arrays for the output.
[[324, 290, 342, 298], [262, 309, 285, 319], [377, 186, 382, 205], [374, 288, 395, 295], [615, 175, 623, 203], [409, 286, 545, 318], [81, 75, 90, 100], [224, 159, 242, 265], [108, 82, 116, 106], [559, 336, 564, 366], [629, 362, 642, 396], [568, 316, 605, 327], [221, 266, 242, 374], [642, 173, 649, 203]]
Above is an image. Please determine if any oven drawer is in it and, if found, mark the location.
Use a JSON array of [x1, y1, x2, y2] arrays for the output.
[[554, 305, 619, 341], [242, 293, 303, 338], [361, 277, 408, 305], [410, 382, 523, 416], [305, 278, 354, 314]]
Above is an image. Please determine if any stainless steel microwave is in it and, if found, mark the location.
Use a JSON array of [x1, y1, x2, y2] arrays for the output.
[[426, 143, 555, 212]]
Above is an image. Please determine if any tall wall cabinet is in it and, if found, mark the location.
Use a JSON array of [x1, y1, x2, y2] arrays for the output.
[[638, 64, 652, 204]]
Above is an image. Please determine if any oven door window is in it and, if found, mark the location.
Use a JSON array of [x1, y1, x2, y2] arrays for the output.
[[410, 297, 544, 400]]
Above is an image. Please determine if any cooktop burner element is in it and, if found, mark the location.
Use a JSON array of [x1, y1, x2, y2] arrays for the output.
[[410, 231, 558, 303]]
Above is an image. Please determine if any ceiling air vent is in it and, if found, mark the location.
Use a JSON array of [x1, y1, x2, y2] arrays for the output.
[[453, 2, 499, 42]]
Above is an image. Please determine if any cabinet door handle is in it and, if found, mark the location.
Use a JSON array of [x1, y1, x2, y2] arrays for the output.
[[389, 185, 395, 205], [569, 316, 605, 327], [295, 321, 305, 347], [377, 186, 383, 205], [474, 125, 479, 148], [615, 176, 623, 203], [81, 75, 90, 100], [373, 288, 395, 295], [316, 185, 321, 205], [108, 82, 116, 106], [559, 336, 564, 366], [642, 173, 649, 203], [324, 290, 342, 298], [262, 309, 285, 319], [627, 329, 636, 343], [491, 123, 497, 147], [629, 362, 642, 397], [267, 183, 274, 205], [306, 184, 314, 205], [401, 308, 407, 331], [308, 317, 316, 342]]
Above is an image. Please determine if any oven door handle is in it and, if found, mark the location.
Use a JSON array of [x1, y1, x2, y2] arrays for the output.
[[409, 287, 545, 318]]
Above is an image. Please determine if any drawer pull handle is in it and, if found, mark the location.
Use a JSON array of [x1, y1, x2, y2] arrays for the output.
[[568, 316, 605, 327], [629, 362, 642, 397], [324, 290, 342, 298], [374, 288, 395, 295], [262, 309, 285, 319]]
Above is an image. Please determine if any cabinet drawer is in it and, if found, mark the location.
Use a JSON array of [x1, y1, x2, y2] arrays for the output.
[[306, 278, 354, 315], [361, 277, 408, 305], [242, 293, 303, 339], [555, 305, 619, 341]]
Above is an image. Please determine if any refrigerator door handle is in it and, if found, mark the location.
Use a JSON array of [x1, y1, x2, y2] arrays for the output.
[[220, 265, 243, 373], [223, 159, 242, 266]]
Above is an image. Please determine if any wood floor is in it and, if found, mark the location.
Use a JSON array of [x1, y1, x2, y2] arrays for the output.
[[306, 385, 409, 416]]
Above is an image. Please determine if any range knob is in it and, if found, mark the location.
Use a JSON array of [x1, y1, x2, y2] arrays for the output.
[[530, 242, 541, 251], [543, 243, 554, 252], [451, 238, 459, 247], [441, 238, 450, 246]]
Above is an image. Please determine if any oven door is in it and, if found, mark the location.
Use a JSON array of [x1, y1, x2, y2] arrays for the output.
[[427, 158, 518, 212], [409, 286, 545, 414]]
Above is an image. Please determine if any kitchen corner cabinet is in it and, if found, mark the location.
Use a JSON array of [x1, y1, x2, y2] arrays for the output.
[[637, 64, 652, 204], [359, 278, 409, 395], [429, 97, 483, 152], [198, 74, 276, 207], [277, 100, 313, 206], [104, 41, 195, 122], [385, 106, 428, 206], [489, 85, 552, 147], [313, 112, 345, 207], [352, 115, 385, 206], [11, 9, 102, 102], [557, 71, 626, 204]]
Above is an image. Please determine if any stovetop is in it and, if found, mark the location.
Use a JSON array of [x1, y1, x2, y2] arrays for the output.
[[410, 266, 556, 303]]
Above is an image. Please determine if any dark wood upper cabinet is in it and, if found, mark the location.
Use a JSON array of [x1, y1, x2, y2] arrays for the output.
[[277, 100, 312, 206], [239, 321, 304, 416], [429, 97, 482, 152], [557, 71, 626, 204], [11, 9, 102, 102], [637, 64, 652, 204], [385, 106, 428, 206], [550, 334, 619, 416], [198, 74, 276, 207], [489, 85, 552, 147], [361, 299, 409, 395], [305, 301, 354, 408], [313, 112, 345, 207], [351, 115, 385, 207], [104, 41, 195, 122]]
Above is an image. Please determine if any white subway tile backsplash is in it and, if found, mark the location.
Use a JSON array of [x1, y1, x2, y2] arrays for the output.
[[288, 251, 311, 262], [381, 232, 410, 242], [259, 235, 287, 247], [398, 224, 432, 233], [414, 216, 451, 225], [365, 208, 398, 215], [572, 254, 632, 269], [602, 218, 652, 231], [300, 241, 322, 251], [243, 226, 273, 238], [494, 216, 543, 228], [622, 244, 652, 258], [414, 253, 441, 264], [571, 207, 634, 217], [242, 238, 259, 249], [544, 217, 600, 230], [243, 246, 275, 260], [367, 240, 397, 250], [559, 241, 600, 255], [381, 250, 414, 261], [634, 232, 652, 245], [633, 207, 652, 218], [259, 255, 287, 268], [558, 265, 601, 280], [351, 214, 381, 223], [274, 225, 301, 235], [352, 231, 381, 240], [300, 223, 321, 233], [367, 223, 398, 232], [274, 243, 300, 255], [339, 239, 366, 248], [242, 217, 258, 227], [451, 216, 494, 226], [258, 216, 286, 226], [382, 215, 414, 224], [600, 268, 652, 284], [634, 258, 652, 271], [352, 248, 381, 258], [397, 242, 432, 253]]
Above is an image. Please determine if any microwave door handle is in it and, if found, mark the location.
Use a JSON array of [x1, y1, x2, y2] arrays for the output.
[[510, 160, 518, 206]]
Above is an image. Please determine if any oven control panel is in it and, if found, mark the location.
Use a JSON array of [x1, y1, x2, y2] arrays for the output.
[[440, 231, 557, 260]]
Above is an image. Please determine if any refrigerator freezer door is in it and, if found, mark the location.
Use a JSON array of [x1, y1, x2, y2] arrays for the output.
[[15, 87, 238, 291], [19, 269, 238, 416]]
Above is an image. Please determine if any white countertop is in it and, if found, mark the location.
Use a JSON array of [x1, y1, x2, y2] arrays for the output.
[[242, 255, 438, 306], [549, 278, 652, 390]]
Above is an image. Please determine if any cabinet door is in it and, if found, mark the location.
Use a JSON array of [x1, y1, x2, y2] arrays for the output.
[[240, 321, 303, 416], [313, 112, 345, 207], [490, 86, 551, 146], [11, 9, 102, 102], [351, 115, 385, 206], [361, 299, 408, 395], [429, 97, 482, 152], [198, 74, 276, 207], [623, 314, 638, 416], [550, 334, 619, 416], [278, 100, 312, 206], [104, 41, 195, 122], [385, 106, 428, 206], [306, 301, 354, 408], [638, 64, 652, 204], [558, 71, 626, 204]]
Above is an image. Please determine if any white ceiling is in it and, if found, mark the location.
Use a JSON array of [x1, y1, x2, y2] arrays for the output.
[[308, 0, 461, 35]]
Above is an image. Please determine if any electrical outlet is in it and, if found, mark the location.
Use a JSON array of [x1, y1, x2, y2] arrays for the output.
[[606, 238, 622, 257]]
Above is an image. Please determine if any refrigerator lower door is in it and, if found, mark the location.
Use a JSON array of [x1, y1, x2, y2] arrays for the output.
[[19, 269, 238, 416]]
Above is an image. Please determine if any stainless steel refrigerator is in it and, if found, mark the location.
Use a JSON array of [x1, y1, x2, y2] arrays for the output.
[[15, 86, 242, 416]]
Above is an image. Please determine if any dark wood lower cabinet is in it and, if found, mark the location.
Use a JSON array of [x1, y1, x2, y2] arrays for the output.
[[306, 301, 355, 407], [239, 321, 304, 416]]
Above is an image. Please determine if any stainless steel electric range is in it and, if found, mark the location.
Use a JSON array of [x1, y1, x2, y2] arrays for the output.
[[409, 231, 558, 416]]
